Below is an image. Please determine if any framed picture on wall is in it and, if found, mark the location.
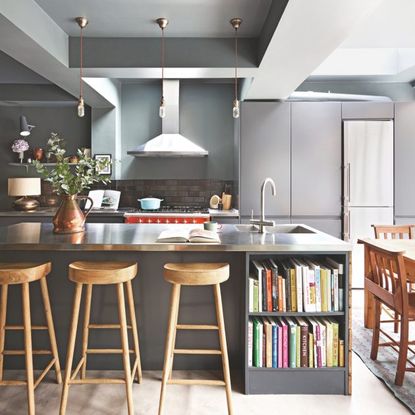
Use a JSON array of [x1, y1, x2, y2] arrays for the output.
[[94, 154, 112, 175]]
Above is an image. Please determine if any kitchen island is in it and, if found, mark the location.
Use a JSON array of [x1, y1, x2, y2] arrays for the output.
[[0, 222, 351, 395]]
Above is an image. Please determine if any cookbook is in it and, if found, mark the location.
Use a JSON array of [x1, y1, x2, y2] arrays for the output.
[[156, 228, 220, 243]]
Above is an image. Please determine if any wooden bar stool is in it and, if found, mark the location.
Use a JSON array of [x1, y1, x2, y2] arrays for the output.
[[0, 262, 62, 415], [158, 262, 233, 415], [59, 261, 142, 415]]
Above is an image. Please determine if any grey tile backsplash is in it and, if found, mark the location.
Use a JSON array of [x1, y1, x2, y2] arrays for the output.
[[41, 179, 234, 208]]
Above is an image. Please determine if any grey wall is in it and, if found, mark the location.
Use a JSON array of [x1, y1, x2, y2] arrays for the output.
[[298, 80, 415, 101], [0, 105, 91, 209], [121, 81, 235, 180]]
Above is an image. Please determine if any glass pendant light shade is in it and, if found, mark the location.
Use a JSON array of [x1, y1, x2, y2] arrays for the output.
[[77, 97, 85, 118], [159, 99, 166, 118], [232, 99, 240, 119]]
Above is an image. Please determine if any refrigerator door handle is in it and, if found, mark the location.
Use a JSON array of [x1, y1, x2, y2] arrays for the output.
[[343, 211, 350, 242], [347, 163, 351, 204]]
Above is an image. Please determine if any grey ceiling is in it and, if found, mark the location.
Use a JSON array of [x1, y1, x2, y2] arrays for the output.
[[33, 0, 272, 37]]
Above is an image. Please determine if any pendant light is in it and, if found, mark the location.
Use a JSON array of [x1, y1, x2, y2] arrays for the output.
[[230, 18, 242, 119], [75, 17, 88, 118], [157, 18, 168, 118]]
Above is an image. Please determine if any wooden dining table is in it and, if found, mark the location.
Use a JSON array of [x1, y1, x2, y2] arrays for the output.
[[359, 237, 415, 329]]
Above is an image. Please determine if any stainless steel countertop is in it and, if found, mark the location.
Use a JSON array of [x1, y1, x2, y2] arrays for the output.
[[0, 222, 351, 252]]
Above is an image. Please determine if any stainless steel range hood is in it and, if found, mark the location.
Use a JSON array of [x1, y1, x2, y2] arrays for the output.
[[127, 80, 208, 157]]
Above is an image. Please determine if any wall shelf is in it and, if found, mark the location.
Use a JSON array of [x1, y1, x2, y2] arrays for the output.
[[8, 162, 78, 172], [248, 311, 345, 317]]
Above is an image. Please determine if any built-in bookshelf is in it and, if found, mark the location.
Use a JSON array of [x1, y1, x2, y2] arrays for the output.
[[244, 252, 350, 395]]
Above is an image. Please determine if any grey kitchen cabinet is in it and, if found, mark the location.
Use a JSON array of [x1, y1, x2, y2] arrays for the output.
[[291, 217, 342, 239], [395, 102, 415, 217], [240, 102, 291, 217], [342, 102, 394, 119], [291, 102, 342, 217], [395, 217, 415, 226]]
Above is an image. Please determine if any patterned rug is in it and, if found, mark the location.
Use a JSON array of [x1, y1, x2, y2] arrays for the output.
[[353, 307, 415, 413]]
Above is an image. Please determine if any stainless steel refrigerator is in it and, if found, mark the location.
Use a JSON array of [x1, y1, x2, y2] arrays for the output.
[[343, 120, 394, 288]]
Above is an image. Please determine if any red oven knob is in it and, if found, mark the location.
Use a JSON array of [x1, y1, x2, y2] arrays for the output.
[[139, 218, 143, 223], [192, 219, 197, 224], [157, 219, 161, 223], [166, 219, 169, 223]]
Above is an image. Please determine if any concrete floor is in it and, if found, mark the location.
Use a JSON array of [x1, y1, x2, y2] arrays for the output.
[[0, 290, 411, 414], [0, 356, 410, 415]]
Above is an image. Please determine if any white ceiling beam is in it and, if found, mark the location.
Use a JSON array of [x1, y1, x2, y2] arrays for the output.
[[247, 0, 385, 99], [0, 0, 114, 108]]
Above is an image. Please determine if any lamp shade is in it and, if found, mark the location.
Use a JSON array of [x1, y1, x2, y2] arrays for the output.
[[8, 178, 41, 197], [20, 115, 32, 136]]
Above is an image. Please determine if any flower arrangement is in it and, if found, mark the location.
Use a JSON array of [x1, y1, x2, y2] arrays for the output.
[[11, 139, 29, 153], [45, 132, 65, 161], [34, 136, 111, 196]]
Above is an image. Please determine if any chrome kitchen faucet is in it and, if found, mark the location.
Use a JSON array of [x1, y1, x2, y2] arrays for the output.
[[250, 177, 277, 233]]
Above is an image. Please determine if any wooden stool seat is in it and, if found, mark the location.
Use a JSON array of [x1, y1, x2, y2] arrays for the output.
[[158, 262, 233, 415], [164, 263, 229, 285], [68, 261, 137, 284], [0, 262, 61, 415], [0, 262, 51, 285], [60, 261, 142, 415]]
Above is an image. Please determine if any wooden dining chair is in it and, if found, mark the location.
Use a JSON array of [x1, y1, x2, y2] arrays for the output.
[[372, 224, 414, 333], [364, 240, 415, 386], [372, 224, 414, 240]]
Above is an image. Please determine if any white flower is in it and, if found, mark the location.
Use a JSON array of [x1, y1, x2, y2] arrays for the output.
[[11, 139, 29, 153]]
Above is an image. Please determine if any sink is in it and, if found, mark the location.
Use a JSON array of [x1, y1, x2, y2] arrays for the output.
[[263, 225, 315, 234], [235, 224, 315, 234]]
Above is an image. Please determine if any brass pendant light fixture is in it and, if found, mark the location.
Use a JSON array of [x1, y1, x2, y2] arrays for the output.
[[157, 17, 169, 118], [75, 16, 88, 118], [230, 18, 242, 119]]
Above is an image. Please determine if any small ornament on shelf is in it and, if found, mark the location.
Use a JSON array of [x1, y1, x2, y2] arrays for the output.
[[11, 139, 29, 163]]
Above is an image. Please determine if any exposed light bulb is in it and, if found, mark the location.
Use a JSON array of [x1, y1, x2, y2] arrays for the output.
[[77, 97, 85, 118], [232, 100, 240, 119], [159, 98, 166, 118]]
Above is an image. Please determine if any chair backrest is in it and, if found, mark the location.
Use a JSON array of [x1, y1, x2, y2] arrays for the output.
[[372, 224, 414, 240], [364, 240, 409, 316]]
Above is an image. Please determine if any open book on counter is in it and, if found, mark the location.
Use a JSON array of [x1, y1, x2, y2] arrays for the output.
[[156, 228, 220, 243]]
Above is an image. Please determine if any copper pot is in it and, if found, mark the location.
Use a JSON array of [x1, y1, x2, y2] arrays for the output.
[[52, 195, 93, 234]]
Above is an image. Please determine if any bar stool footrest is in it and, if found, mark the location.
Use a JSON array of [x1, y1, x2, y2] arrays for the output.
[[174, 348, 222, 355], [168, 378, 226, 386], [69, 378, 126, 385], [2, 350, 52, 356], [86, 348, 134, 354], [176, 324, 219, 330]]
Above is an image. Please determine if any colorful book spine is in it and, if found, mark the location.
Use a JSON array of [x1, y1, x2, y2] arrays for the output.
[[308, 332, 314, 368], [282, 321, 288, 368], [277, 322, 283, 368], [272, 322, 278, 368], [253, 279, 259, 312], [339, 339, 345, 367], [296, 324, 301, 368], [248, 319, 253, 367], [314, 265, 322, 312], [253, 318, 261, 367], [331, 318, 339, 367], [290, 268, 297, 312]]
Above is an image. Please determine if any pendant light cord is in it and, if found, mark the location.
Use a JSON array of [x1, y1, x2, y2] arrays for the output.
[[161, 27, 165, 101], [234, 26, 238, 102], [80, 25, 83, 99]]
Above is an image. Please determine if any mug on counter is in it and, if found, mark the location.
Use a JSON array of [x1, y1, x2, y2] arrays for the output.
[[203, 221, 222, 232]]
